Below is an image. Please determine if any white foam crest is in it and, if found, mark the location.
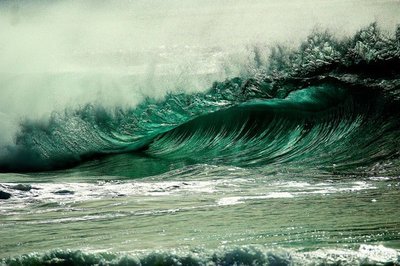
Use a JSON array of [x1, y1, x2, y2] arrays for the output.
[[293, 244, 399, 265], [0, 180, 218, 211]]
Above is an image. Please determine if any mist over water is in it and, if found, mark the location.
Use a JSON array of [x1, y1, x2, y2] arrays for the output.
[[0, 0, 398, 112]]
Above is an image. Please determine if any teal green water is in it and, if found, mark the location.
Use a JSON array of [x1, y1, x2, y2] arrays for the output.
[[1, 171, 400, 264], [1, 23, 400, 265]]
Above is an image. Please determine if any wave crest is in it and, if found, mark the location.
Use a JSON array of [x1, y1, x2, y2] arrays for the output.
[[2, 245, 398, 266], [1, 23, 400, 174]]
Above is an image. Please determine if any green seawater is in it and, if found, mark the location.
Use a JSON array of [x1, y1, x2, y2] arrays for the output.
[[1, 168, 400, 265]]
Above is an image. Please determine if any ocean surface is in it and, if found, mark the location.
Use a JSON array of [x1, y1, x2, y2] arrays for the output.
[[1, 1, 400, 265]]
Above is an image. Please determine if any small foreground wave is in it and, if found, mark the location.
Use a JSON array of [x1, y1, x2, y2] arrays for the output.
[[2, 245, 399, 266]]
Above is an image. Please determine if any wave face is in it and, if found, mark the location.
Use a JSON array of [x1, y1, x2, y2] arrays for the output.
[[1, 23, 400, 175]]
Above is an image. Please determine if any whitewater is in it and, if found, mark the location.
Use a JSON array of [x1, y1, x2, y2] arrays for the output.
[[1, 0, 400, 265]]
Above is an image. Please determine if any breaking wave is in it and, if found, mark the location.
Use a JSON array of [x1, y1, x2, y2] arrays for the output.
[[1, 23, 400, 175], [2, 245, 399, 266]]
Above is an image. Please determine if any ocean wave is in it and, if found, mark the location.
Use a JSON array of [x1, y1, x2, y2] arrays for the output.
[[2, 245, 399, 266], [0, 23, 399, 174]]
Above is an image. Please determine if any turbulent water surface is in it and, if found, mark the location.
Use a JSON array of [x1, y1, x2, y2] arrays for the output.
[[1, 1, 400, 265]]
